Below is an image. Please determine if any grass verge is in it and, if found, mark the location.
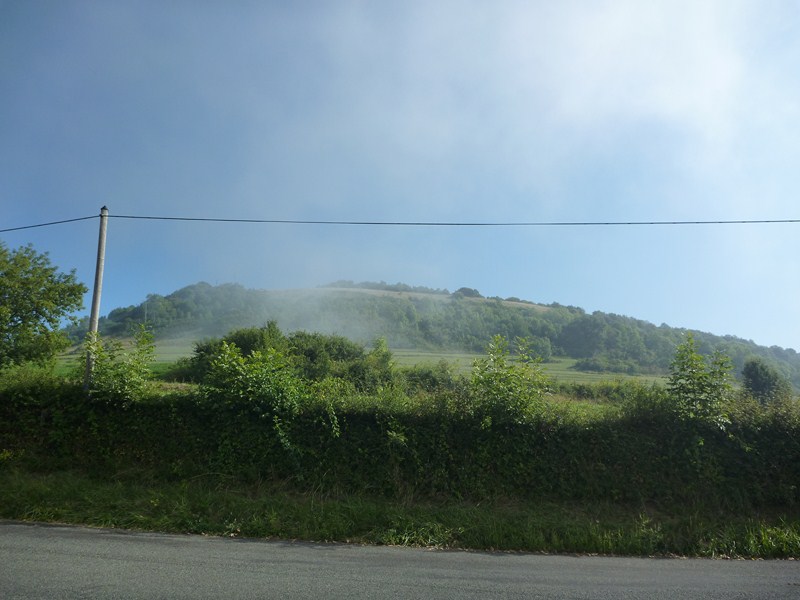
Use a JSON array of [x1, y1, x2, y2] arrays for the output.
[[2, 467, 798, 558]]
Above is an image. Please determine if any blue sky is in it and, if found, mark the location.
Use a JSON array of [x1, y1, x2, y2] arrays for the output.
[[2, 1, 799, 350]]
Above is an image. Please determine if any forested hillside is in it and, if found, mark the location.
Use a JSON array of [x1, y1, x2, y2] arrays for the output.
[[67, 281, 800, 387]]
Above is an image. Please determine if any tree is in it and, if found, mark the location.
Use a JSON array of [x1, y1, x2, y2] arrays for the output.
[[470, 335, 550, 427], [557, 314, 609, 358], [0, 243, 87, 368], [741, 357, 791, 404], [668, 333, 731, 426], [452, 287, 482, 298]]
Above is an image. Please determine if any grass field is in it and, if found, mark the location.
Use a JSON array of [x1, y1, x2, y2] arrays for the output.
[[152, 338, 196, 362], [392, 349, 666, 386]]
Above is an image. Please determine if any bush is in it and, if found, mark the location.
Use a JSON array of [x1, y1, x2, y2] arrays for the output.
[[399, 360, 463, 395], [668, 333, 731, 427], [469, 336, 549, 427], [201, 342, 308, 458], [0, 363, 85, 466], [287, 331, 365, 382], [173, 323, 395, 393], [83, 326, 155, 406], [573, 357, 640, 374], [179, 322, 287, 382]]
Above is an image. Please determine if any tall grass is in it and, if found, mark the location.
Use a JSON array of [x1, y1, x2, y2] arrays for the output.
[[2, 469, 797, 557]]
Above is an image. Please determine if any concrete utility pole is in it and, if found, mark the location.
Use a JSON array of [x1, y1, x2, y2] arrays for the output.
[[84, 206, 109, 388]]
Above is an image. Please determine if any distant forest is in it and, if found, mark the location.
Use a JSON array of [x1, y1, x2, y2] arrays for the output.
[[66, 281, 800, 387]]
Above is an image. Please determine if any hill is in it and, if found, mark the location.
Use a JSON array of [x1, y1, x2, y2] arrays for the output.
[[66, 280, 800, 387]]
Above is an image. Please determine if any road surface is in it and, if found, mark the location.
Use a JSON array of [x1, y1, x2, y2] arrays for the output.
[[1, 521, 798, 599]]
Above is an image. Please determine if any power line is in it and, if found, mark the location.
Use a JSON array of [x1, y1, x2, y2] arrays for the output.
[[94, 214, 800, 226], [3, 213, 800, 234], [0, 215, 98, 233]]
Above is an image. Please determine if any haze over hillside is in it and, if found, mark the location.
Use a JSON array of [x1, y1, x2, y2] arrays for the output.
[[66, 281, 800, 389]]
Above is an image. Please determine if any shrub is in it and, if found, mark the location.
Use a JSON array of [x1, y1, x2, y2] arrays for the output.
[[202, 342, 307, 454], [0, 363, 85, 466], [287, 331, 366, 382], [175, 324, 394, 393], [668, 333, 731, 428], [469, 336, 549, 427], [400, 360, 463, 394], [180, 322, 288, 382], [82, 326, 155, 405]]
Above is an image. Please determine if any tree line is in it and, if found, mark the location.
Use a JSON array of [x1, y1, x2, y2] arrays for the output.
[[65, 281, 800, 388]]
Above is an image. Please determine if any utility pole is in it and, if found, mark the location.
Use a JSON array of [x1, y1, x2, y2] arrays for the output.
[[84, 206, 109, 389]]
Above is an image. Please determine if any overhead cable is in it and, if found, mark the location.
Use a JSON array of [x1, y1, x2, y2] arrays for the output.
[[0, 215, 98, 233], [2, 213, 799, 234], [109, 214, 800, 226]]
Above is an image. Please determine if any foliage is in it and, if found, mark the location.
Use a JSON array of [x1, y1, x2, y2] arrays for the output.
[[201, 341, 307, 454], [0, 243, 87, 368], [399, 359, 463, 394], [203, 342, 303, 413], [83, 326, 155, 405], [181, 321, 288, 381], [573, 356, 639, 374], [667, 333, 731, 426], [64, 281, 800, 388], [174, 323, 397, 395], [0, 362, 84, 470], [321, 280, 451, 295], [469, 335, 550, 426], [354, 338, 396, 391], [288, 330, 368, 383], [3, 326, 800, 523], [452, 287, 483, 298], [741, 356, 792, 404], [558, 378, 666, 406], [222, 320, 287, 355]]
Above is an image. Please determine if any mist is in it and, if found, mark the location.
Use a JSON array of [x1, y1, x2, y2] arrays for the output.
[[2, 2, 799, 350]]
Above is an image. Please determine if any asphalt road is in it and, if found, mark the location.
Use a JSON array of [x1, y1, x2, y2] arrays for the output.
[[2, 521, 799, 599]]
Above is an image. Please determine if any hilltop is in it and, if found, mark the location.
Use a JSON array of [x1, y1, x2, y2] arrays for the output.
[[67, 280, 800, 387]]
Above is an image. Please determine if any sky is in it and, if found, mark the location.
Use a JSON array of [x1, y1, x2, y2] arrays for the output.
[[1, 1, 799, 350]]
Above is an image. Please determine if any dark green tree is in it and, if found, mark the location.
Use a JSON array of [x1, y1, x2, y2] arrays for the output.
[[288, 331, 365, 382], [0, 243, 87, 368], [557, 314, 609, 358], [741, 356, 792, 404], [452, 287, 483, 298], [668, 333, 731, 426]]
